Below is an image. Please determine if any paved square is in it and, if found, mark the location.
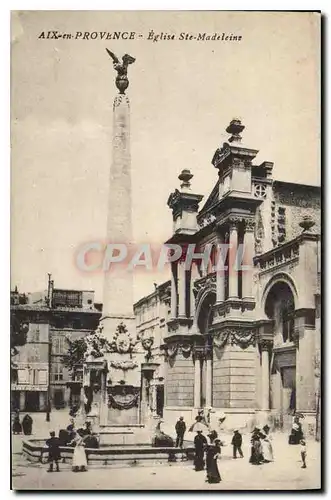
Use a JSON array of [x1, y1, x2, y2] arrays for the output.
[[12, 432, 321, 491]]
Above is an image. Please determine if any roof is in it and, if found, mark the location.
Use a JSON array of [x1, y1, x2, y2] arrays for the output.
[[273, 180, 320, 193]]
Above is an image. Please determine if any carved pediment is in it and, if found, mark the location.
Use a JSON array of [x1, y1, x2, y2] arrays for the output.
[[198, 181, 220, 219]]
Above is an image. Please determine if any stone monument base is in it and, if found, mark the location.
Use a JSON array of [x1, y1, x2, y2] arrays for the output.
[[98, 424, 151, 446]]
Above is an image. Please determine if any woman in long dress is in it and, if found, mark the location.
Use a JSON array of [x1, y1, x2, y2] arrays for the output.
[[261, 425, 274, 463], [12, 415, 22, 434], [194, 430, 207, 471], [249, 428, 264, 465], [22, 414, 33, 435], [206, 439, 222, 483], [71, 430, 88, 472]]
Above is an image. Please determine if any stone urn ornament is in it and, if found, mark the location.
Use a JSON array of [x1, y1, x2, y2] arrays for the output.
[[299, 215, 315, 232]]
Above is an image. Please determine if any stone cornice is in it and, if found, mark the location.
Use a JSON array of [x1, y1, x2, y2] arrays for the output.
[[254, 233, 319, 267], [167, 189, 204, 219], [212, 298, 256, 323], [166, 317, 194, 331]]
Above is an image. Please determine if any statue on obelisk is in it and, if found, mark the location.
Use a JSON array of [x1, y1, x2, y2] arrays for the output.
[[82, 52, 142, 429], [105, 49, 136, 94]]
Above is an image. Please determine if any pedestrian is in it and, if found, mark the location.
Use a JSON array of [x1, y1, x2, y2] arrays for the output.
[[231, 430, 244, 459], [194, 430, 207, 471], [300, 439, 307, 469], [205, 407, 212, 428], [12, 414, 22, 434], [82, 421, 92, 436], [66, 418, 76, 440], [206, 438, 222, 483], [45, 431, 61, 472], [249, 428, 264, 465], [22, 414, 33, 435], [175, 416, 186, 448], [70, 429, 88, 472], [189, 410, 208, 432], [261, 425, 273, 463], [207, 429, 218, 445], [289, 415, 304, 445]]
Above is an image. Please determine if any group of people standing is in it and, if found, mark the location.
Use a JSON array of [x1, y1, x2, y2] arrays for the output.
[[249, 425, 274, 465], [175, 412, 223, 484], [46, 419, 94, 473], [12, 411, 33, 435], [194, 429, 222, 484]]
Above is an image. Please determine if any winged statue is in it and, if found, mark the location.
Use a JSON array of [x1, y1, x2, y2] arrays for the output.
[[106, 49, 136, 94]]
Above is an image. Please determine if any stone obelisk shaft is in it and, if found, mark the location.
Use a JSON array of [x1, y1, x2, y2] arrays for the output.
[[101, 94, 135, 339]]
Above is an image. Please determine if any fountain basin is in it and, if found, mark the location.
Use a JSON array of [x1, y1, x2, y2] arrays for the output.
[[22, 439, 194, 468]]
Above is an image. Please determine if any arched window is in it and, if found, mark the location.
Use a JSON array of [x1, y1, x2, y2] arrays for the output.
[[265, 280, 296, 345]]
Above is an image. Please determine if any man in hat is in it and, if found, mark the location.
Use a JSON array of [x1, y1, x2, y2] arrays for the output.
[[231, 430, 244, 458], [175, 416, 186, 448]]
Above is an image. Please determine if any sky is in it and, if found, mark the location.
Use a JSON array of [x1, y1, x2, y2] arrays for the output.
[[10, 11, 320, 303]]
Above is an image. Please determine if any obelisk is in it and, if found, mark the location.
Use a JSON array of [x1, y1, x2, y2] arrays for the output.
[[100, 50, 136, 341]]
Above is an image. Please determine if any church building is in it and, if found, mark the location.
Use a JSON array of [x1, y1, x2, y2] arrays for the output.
[[135, 119, 321, 435]]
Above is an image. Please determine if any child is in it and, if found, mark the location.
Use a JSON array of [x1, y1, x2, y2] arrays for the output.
[[46, 431, 61, 472], [231, 430, 244, 458], [300, 439, 307, 469]]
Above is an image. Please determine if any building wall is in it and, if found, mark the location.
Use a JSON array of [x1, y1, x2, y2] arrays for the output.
[[213, 344, 256, 409], [11, 287, 102, 413], [273, 182, 320, 241], [165, 353, 194, 407], [11, 317, 50, 411]]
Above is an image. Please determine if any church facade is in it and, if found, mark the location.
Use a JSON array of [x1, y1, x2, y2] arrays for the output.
[[135, 119, 321, 436]]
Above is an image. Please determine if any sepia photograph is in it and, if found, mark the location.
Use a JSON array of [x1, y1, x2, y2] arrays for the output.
[[10, 10, 321, 491]]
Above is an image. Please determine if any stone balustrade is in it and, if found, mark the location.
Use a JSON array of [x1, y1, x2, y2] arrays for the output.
[[254, 239, 300, 274]]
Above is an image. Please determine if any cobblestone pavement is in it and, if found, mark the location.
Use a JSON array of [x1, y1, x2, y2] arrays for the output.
[[12, 431, 321, 491]]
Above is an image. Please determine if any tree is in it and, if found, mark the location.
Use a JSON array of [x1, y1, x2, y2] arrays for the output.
[[11, 314, 29, 383], [63, 337, 88, 374], [63, 332, 113, 375]]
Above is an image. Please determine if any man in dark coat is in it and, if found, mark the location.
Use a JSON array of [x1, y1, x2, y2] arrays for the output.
[[46, 431, 61, 472], [231, 430, 244, 458], [175, 416, 186, 448]]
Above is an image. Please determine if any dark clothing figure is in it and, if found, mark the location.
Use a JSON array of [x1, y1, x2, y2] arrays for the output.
[[194, 432, 207, 471], [59, 429, 71, 446], [231, 430, 243, 458], [46, 435, 61, 472], [69, 405, 78, 418], [175, 418, 186, 448], [84, 434, 99, 449], [206, 442, 222, 483], [22, 414, 33, 435], [249, 430, 264, 465], [12, 415, 22, 434], [81, 423, 92, 437], [289, 420, 304, 445], [208, 430, 218, 444]]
